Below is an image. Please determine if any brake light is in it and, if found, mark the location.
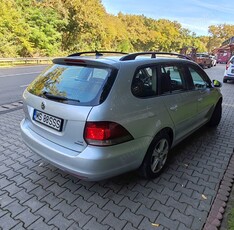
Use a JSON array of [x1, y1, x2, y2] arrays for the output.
[[84, 121, 133, 146], [226, 61, 230, 70], [64, 59, 86, 63]]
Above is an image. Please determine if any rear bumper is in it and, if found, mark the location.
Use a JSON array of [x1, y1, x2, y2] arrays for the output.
[[20, 119, 150, 181], [224, 75, 234, 80]]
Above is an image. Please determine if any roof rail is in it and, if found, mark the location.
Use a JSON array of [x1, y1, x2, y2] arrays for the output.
[[68, 51, 128, 57], [120, 52, 192, 61]]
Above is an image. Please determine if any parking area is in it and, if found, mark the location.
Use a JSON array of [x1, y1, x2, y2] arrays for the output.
[[0, 65, 234, 230]]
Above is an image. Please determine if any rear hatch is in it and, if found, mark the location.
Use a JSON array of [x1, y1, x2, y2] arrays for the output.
[[23, 58, 118, 153]]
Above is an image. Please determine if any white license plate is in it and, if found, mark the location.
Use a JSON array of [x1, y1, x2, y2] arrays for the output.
[[33, 110, 63, 131]]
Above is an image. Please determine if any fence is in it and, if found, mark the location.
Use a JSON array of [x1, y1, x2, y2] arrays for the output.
[[0, 57, 54, 66]]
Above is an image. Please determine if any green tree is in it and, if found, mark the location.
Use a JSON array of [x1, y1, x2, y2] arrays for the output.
[[0, 0, 32, 57]]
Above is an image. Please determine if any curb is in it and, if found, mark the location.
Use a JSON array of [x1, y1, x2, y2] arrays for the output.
[[0, 101, 23, 114], [203, 151, 234, 230]]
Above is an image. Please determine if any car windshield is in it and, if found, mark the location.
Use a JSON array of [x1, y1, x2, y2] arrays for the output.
[[27, 64, 113, 105]]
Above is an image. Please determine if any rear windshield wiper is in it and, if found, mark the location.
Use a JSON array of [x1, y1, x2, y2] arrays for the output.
[[41, 91, 80, 102]]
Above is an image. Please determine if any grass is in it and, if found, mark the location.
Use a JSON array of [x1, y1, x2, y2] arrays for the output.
[[228, 205, 234, 230]]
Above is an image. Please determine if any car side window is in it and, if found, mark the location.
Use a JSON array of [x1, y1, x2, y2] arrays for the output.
[[188, 66, 210, 90], [160, 64, 187, 94], [131, 66, 157, 98]]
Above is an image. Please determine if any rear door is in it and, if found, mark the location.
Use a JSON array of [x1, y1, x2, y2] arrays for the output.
[[159, 63, 198, 142]]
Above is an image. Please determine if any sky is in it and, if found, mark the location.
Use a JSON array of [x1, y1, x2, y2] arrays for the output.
[[101, 0, 234, 36]]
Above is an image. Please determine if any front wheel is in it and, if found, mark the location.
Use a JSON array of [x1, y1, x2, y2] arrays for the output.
[[139, 132, 171, 179]]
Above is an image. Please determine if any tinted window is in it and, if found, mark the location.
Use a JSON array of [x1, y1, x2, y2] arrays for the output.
[[160, 64, 187, 94], [27, 64, 113, 105], [188, 66, 210, 90], [131, 66, 157, 97]]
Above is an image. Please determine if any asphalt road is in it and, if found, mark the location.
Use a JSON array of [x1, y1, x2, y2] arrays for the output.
[[0, 65, 48, 105]]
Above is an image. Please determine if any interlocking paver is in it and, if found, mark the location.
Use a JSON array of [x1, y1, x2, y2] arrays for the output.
[[68, 208, 92, 228], [19, 179, 39, 193], [48, 212, 74, 229], [103, 213, 127, 230], [83, 217, 109, 230], [138, 217, 165, 230], [0, 163, 11, 174], [86, 204, 109, 222], [148, 190, 169, 205], [10, 174, 29, 186], [119, 197, 141, 212], [179, 194, 199, 209], [23, 196, 45, 212], [12, 188, 34, 204], [151, 200, 174, 218], [2, 182, 23, 196], [15, 208, 40, 228], [27, 217, 55, 230], [133, 193, 155, 209], [29, 185, 50, 200], [88, 192, 109, 208], [58, 189, 78, 204], [0, 176, 14, 189], [156, 213, 180, 229], [40, 192, 62, 208], [170, 209, 193, 228], [74, 186, 95, 200], [136, 204, 159, 222], [10, 222, 25, 230], [0, 213, 20, 229], [103, 190, 125, 204], [103, 200, 125, 217], [35, 204, 59, 222], [119, 208, 144, 227], [53, 200, 76, 217], [71, 196, 93, 212]]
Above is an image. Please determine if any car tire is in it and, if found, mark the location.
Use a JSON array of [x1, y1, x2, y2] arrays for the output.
[[223, 79, 227, 83], [208, 101, 222, 127], [139, 132, 171, 179]]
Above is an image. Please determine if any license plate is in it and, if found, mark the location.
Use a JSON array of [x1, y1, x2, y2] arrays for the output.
[[33, 110, 63, 131], [231, 69, 234, 74]]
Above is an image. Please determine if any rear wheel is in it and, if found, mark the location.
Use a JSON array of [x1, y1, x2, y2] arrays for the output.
[[139, 132, 170, 179], [223, 79, 227, 83], [208, 101, 222, 127]]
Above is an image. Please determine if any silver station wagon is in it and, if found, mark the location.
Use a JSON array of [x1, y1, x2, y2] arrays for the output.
[[20, 51, 222, 181]]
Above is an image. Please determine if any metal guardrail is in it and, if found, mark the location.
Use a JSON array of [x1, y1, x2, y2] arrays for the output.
[[0, 57, 54, 65]]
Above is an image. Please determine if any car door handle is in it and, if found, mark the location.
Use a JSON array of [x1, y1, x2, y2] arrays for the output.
[[170, 105, 178, 111], [198, 98, 203, 102]]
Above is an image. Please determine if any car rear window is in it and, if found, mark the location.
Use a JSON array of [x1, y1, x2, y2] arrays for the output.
[[27, 64, 114, 106]]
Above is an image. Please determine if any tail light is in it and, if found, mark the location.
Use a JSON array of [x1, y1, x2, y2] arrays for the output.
[[226, 61, 230, 70], [84, 121, 133, 146]]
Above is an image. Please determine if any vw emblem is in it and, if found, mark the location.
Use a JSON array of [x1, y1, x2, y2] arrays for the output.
[[41, 102, 45, 110]]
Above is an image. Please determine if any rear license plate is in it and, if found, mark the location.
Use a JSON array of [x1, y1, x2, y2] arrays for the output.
[[33, 110, 63, 131]]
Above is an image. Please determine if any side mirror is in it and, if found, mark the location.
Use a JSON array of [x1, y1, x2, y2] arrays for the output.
[[212, 80, 222, 88]]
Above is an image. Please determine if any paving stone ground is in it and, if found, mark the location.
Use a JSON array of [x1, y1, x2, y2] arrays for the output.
[[0, 65, 234, 230]]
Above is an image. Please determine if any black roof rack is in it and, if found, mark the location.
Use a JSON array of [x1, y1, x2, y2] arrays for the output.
[[68, 51, 128, 57], [120, 52, 192, 61]]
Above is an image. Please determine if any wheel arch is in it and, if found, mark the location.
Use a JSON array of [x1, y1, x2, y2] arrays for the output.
[[158, 127, 174, 146]]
